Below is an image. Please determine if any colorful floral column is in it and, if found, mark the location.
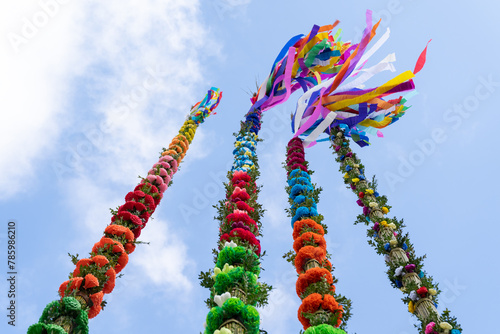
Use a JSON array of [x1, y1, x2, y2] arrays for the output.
[[200, 21, 357, 334], [28, 88, 221, 334], [330, 127, 462, 334], [200, 109, 270, 334], [284, 137, 350, 334]]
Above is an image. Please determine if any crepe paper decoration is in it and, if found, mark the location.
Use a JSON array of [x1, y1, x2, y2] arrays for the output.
[[27, 297, 89, 334], [414, 40, 432, 75], [285, 137, 350, 330], [30, 89, 221, 330], [249, 20, 359, 114], [203, 106, 270, 334], [331, 128, 462, 333], [290, 10, 430, 147], [189, 87, 222, 124]]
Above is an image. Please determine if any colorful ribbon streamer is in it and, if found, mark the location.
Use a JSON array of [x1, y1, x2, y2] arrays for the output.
[[291, 10, 430, 147]]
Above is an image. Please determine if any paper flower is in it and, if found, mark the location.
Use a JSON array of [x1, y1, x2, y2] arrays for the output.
[[214, 292, 232, 307], [417, 286, 429, 298], [359, 192, 364, 198], [451, 330, 461, 334], [365, 189, 374, 195], [389, 239, 397, 247], [405, 264, 416, 273], [382, 207, 389, 214], [439, 322, 453, 330], [369, 202, 378, 208], [214, 328, 232, 334], [223, 241, 238, 248], [409, 290, 418, 301], [351, 178, 360, 183], [363, 206, 370, 216], [429, 288, 437, 296], [388, 222, 397, 229], [408, 301, 415, 313], [425, 322, 437, 334], [395, 266, 404, 276], [344, 173, 349, 178]]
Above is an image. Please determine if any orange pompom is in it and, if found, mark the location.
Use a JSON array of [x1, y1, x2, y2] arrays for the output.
[[104, 224, 135, 242], [294, 246, 327, 274], [73, 258, 93, 276], [298, 293, 343, 329], [114, 252, 129, 273], [92, 237, 125, 255], [91, 255, 109, 268], [88, 292, 104, 319], [124, 242, 136, 254], [83, 274, 99, 289], [296, 268, 333, 298], [102, 268, 116, 294], [293, 219, 325, 240], [293, 232, 326, 253], [59, 277, 84, 297]]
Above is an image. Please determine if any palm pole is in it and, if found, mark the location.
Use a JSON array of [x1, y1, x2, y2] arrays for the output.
[[28, 88, 221, 334], [330, 128, 462, 334], [284, 137, 350, 334], [200, 21, 359, 334]]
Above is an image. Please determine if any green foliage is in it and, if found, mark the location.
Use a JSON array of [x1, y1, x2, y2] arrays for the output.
[[330, 126, 461, 331]]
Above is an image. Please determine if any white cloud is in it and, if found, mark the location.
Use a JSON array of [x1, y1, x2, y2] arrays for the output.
[[0, 0, 217, 200], [259, 281, 299, 334], [131, 219, 194, 292], [0, 1, 86, 200]]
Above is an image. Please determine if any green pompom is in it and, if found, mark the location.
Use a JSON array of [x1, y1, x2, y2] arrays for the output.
[[44, 323, 67, 333], [27, 323, 45, 334], [62, 297, 82, 313], [222, 298, 245, 316], [304, 324, 346, 334], [206, 307, 224, 333], [40, 300, 62, 323]]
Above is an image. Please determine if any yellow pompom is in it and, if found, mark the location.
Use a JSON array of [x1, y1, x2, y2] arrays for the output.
[[408, 301, 415, 313]]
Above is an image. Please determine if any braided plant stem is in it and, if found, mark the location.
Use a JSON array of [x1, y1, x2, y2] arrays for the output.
[[29, 90, 221, 334], [330, 127, 462, 334], [200, 109, 272, 334]]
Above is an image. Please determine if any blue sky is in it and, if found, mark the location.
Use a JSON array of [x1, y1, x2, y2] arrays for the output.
[[0, 0, 498, 333]]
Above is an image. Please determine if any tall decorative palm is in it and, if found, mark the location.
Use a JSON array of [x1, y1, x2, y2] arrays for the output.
[[284, 137, 350, 334], [330, 128, 462, 333], [200, 21, 360, 334], [28, 88, 221, 334]]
